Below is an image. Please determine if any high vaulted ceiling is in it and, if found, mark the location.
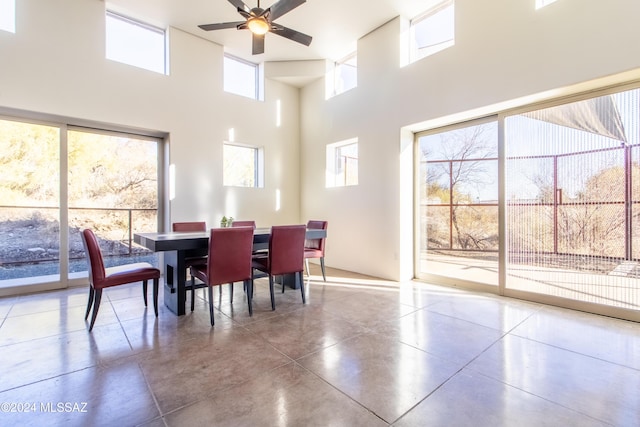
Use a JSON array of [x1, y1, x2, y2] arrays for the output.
[[105, 0, 440, 64]]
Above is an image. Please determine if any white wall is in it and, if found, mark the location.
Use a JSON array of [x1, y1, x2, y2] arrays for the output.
[[0, 0, 302, 231], [300, 0, 640, 281]]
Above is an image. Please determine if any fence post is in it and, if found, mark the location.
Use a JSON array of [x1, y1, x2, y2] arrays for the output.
[[128, 209, 132, 255]]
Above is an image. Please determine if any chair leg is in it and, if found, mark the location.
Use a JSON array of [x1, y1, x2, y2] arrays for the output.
[[153, 278, 159, 317], [298, 272, 306, 304], [143, 280, 148, 306], [88, 288, 103, 332], [320, 257, 326, 282], [208, 286, 215, 326], [230, 282, 234, 304], [305, 259, 310, 277], [191, 275, 196, 312], [85, 286, 94, 320], [282, 275, 286, 293], [245, 279, 253, 316], [268, 275, 275, 310]]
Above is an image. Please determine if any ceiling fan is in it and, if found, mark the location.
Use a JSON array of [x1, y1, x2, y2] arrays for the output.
[[199, 0, 312, 55]]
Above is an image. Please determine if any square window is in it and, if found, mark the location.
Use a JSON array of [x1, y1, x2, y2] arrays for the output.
[[0, 0, 15, 33], [224, 54, 261, 100], [106, 11, 167, 74], [326, 139, 358, 187], [223, 143, 263, 187], [410, 1, 455, 63]]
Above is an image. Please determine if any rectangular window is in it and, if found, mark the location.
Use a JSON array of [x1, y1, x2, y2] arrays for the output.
[[0, 0, 15, 33], [410, 0, 455, 63], [536, 0, 558, 9], [326, 139, 358, 187], [224, 54, 260, 100], [106, 11, 167, 74], [328, 53, 357, 98], [223, 143, 263, 187]]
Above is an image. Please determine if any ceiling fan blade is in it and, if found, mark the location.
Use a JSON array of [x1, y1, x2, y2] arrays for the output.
[[198, 21, 246, 31], [268, 0, 306, 21], [270, 24, 312, 46], [252, 33, 265, 55], [227, 0, 251, 14]]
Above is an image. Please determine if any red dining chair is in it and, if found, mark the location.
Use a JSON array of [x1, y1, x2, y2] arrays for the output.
[[190, 227, 255, 325], [81, 229, 160, 332], [172, 221, 208, 267], [172, 221, 209, 303], [304, 220, 328, 281], [252, 225, 306, 310]]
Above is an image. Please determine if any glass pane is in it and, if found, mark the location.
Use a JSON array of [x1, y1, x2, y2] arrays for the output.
[[336, 142, 358, 186], [106, 12, 166, 74], [335, 55, 357, 94], [224, 56, 257, 99], [0, 119, 60, 284], [417, 121, 498, 286], [411, 2, 455, 61], [224, 144, 256, 187], [505, 90, 640, 309], [68, 129, 159, 272]]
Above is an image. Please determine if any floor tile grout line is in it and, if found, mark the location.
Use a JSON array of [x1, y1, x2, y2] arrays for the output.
[[292, 359, 391, 425], [461, 367, 617, 426]]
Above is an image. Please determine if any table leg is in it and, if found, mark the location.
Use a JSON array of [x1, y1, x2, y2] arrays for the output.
[[163, 250, 187, 316]]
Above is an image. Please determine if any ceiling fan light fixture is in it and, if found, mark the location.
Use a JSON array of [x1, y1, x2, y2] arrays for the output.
[[247, 17, 269, 35]]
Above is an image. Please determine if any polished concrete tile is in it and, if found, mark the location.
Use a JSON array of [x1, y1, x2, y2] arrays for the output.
[[376, 308, 504, 366], [165, 362, 387, 427], [0, 361, 159, 427], [467, 334, 640, 425], [245, 304, 368, 360], [298, 331, 462, 423], [425, 293, 542, 332], [511, 304, 640, 370], [136, 326, 291, 414], [0, 268, 639, 426], [0, 303, 120, 346], [393, 370, 609, 427]]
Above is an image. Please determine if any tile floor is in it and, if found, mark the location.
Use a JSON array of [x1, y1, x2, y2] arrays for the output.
[[0, 265, 639, 426]]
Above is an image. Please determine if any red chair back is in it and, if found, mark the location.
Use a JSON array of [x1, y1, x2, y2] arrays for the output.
[[305, 220, 328, 253], [81, 229, 107, 286], [269, 225, 306, 276], [172, 221, 206, 232], [231, 220, 256, 229], [207, 227, 254, 285]]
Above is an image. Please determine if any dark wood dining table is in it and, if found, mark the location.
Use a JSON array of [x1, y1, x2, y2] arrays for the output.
[[133, 227, 326, 315]]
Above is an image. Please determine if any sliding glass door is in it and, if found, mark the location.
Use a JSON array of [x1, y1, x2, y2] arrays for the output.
[[0, 117, 161, 290], [416, 86, 640, 319]]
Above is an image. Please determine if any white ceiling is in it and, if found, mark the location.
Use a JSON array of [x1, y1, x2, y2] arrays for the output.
[[105, 0, 440, 64]]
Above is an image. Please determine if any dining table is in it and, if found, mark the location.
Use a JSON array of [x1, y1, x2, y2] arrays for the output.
[[133, 227, 327, 315]]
